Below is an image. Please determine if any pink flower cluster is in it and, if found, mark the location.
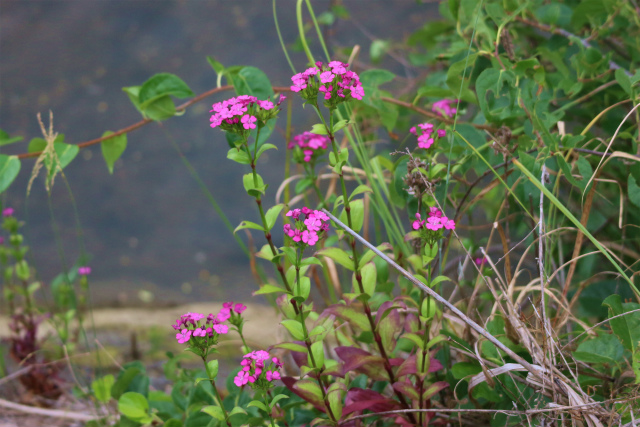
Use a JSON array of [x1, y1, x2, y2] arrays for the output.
[[78, 266, 91, 276], [283, 207, 330, 247], [172, 307, 236, 345], [234, 350, 283, 388], [209, 94, 285, 132], [412, 207, 455, 231], [410, 123, 447, 150], [290, 61, 364, 102], [288, 131, 331, 163], [432, 99, 457, 117], [3, 208, 14, 217]]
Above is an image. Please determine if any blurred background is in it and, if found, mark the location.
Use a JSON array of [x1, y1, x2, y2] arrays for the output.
[[0, 0, 437, 307]]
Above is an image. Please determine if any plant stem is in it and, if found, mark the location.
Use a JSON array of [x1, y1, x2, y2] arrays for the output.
[[318, 106, 416, 424], [202, 356, 231, 427]]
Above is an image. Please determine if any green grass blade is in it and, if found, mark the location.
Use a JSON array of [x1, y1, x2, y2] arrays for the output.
[[512, 158, 639, 298]]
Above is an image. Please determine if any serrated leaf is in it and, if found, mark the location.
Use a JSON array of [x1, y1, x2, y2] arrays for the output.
[[101, 131, 127, 174]]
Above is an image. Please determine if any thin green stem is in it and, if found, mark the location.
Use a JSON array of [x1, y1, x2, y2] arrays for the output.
[[202, 356, 232, 427], [273, 0, 296, 74], [296, 0, 315, 65], [304, 0, 331, 61]]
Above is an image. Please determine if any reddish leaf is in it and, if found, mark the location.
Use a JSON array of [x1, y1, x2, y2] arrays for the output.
[[281, 377, 326, 412], [397, 354, 444, 378], [374, 299, 405, 325], [335, 347, 388, 381], [321, 304, 370, 331], [392, 380, 420, 401], [405, 313, 420, 333], [422, 381, 449, 400], [343, 388, 400, 416], [378, 308, 401, 352]]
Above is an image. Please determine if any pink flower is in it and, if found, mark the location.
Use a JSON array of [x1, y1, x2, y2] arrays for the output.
[[258, 100, 274, 110], [417, 134, 434, 149], [176, 329, 192, 344], [234, 303, 247, 314], [266, 370, 281, 382], [234, 370, 250, 387], [277, 94, 287, 105], [2, 208, 14, 217], [217, 308, 231, 323], [319, 71, 335, 84], [241, 115, 257, 130], [272, 357, 283, 368], [350, 85, 365, 100], [428, 207, 442, 218], [183, 312, 205, 322], [437, 129, 446, 138], [301, 230, 319, 246], [78, 266, 91, 276], [313, 210, 329, 222], [193, 328, 206, 337], [441, 216, 456, 230], [301, 207, 312, 215], [319, 84, 332, 100], [425, 216, 443, 231], [432, 99, 457, 117], [213, 324, 228, 334], [291, 229, 302, 242], [304, 67, 318, 76], [328, 61, 347, 75], [475, 257, 486, 266], [223, 302, 233, 309], [304, 216, 322, 232], [286, 209, 302, 220]]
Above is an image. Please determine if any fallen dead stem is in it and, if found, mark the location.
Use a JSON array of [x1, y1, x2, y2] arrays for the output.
[[323, 208, 629, 425]]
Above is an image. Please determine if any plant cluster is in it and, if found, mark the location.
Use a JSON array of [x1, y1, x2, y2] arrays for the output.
[[2, 0, 640, 426]]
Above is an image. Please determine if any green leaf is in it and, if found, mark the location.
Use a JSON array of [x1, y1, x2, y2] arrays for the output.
[[0, 155, 21, 194], [332, 119, 349, 134], [272, 342, 307, 353], [310, 124, 328, 135], [253, 284, 287, 296], [475, 68, 518, 123], [118, 392, 151, 424], [227, 147, 251, 165], [281, 319, 305, 340], [206, 360, 219, 380], [370, 39, 390, 63], [247, 400, 269, 413], [138, 73, 194, 108], [256, 143, 278, 161], [308, 341, 325, 369], [228, 406, 246, 417], [342, 199, 364, 234], [201, 405, 225, 421], [91, 375, 115, 403], [242, 173, 267, 196], [206, 56, 225, 75], [234, 220, 264, 234], [349, 185, 372, 201], [269, 394, 289, 409], [293, 276, 311, 302], [353, 262, 376, 296], [629, 175, 640, 208], [143, 95, 176, 121], [265, 204, 284, 231], [232, 66, 275, 100], [318, 247, 354, 271], [101, 131, 127, 174], [0, 129, 23, 146], [446, 54, 477, 103], [615, 68, 632, 96], [573, 334, 624, 364], [122, 86, 143, 113]]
